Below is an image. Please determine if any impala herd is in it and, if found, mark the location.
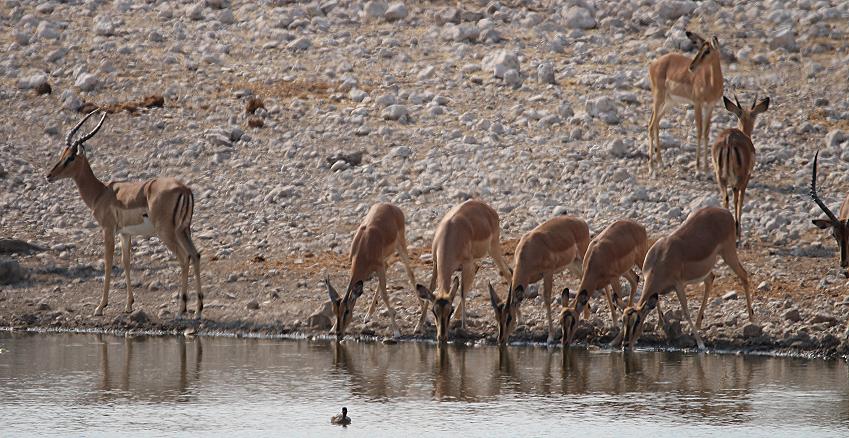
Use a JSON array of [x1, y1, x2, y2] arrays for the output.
[[45, 32, 846, 351]]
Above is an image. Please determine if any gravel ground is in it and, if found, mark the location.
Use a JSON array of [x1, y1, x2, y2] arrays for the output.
[[1, 0, 849, 358]]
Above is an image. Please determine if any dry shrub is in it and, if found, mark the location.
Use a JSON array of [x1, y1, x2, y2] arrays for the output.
[[247, 117, 264, 128], [245, 97, 265, 114]]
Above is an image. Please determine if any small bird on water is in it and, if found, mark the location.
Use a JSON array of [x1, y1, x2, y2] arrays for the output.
[[331, 407, 351, 426]]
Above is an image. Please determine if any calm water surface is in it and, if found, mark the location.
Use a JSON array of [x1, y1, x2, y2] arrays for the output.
[[0, 332, 847, 437]]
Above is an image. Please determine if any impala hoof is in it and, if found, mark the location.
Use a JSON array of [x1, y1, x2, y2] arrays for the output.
[[93, 307, 105, 317], [195, 311, 203, 321], [123, 306, 133, 314]]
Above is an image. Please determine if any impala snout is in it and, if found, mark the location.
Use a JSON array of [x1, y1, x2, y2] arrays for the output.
[[621, 308, 641, 350], [560, 310, 577, 346]]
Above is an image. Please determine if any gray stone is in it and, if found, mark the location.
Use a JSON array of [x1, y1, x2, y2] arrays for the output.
[[287, 37, 311, 51], [607, 138, 628, 158], [537, 61, 555, 84], [363, 0, 388, 19], [188, 2, 205, 20], [129, 309, 150, 324], [826, 129, 848, 148], [74, 73, 99, 92], [656, 0, 696, 20], [742, 323, 762, 338], [246, 300, 260, 310], [17, 73, 48, 90], [783, 308, 801, 322], [307, 300, 334, 329], [770, 28, 797, 51], [482, 50, 520, 79], [503, 69, 522, 88], [446, 24, 479, 42], [384, 2, 407, 21], [0, 259, 26, 285], [382, 104, 408, 121], [563, 6, 596, 29], [722, 290, 738, 300]]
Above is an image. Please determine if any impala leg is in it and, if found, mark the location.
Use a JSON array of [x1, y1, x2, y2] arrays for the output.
[[702, 106, 714, 170], [696, 272, 715, 330], [673, 282, 706, 350], [364, 276, 380, 324], [721, 244, 753, 322], [95, 231, 115, 316], [161, 234, 188, 318], [648, 92, 666, 171], [176, 228, 203, 319], [543, 272, 555, 343], [396, 240, 425, 333], [459, 262, 477, 330], [656, 299, 668, 336], [624, 269, 639, 307], [694, 105, 704, 172], [735, 187, 746, 238], [119, 234, 134, 314], [376, 267, 400, 338], [604, 286, 618, 323]]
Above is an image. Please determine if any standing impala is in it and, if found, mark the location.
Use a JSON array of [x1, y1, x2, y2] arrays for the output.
[[416, 200, 513, 342], [324, 202, 420, 339], [712, 94, 770, 237], [620, 207, 752, 350], [46, 110, 203, 318], [647, 31, 723, 173], [561, 219, 649, 345], [810, 151, 849, 269], [488, 214, 589, 344]]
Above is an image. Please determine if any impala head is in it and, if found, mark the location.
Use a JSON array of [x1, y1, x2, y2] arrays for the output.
[[723, 94, 771, 137], [46, 109, 107, 182], [687, 32, 720, 72], [559, 288, 580, 346], [810, 151, 849, 268], [622, 293, 658, 350], [488, 282, 524, 345], [417, 277, 459, 343], [324, 277, 364, 340]]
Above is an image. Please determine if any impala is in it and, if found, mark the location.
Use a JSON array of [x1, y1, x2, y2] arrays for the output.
[[620, 207, 752, 350], [46, 110, 203, 318], [810, 151, 849, 269], [488, 215, 589, 344], [324, 202, 420, 339], [561, 219, 650, 345], [648, 31, 723, 173], [416, 200, 513, 342], [712, 94, 770, 237]]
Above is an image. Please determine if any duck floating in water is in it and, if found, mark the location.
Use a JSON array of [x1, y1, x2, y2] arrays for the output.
[[331, 407, 351, 426]]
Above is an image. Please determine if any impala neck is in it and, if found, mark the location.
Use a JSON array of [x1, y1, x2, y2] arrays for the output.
[[72, 155, 107, 210], [709, 54, 723, 93]]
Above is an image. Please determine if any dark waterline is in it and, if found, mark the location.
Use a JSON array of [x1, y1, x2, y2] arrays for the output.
[[1, 332, 847, 437]]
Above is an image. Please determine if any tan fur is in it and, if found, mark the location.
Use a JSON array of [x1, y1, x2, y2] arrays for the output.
[[46, 114, 202, 318], [712, 95, 770, 237], [324, 203, 419, 339], [490, 215, 589, 344], [417, 200, 513, 342], [621, 208, 752, 350], [648, 33, 724, 173]]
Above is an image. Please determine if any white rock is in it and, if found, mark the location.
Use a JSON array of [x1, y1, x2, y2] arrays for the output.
[[563, 6, 596, 30], [826, 129, 848, 148], [188, 2, 204, 21], [287, 37, 311, 51], [17, 72, 48, 90], [36, 21, 60, 39], [446, 24, 479, 42], [362, 0, 388, 19], [482, 50, 520, 79], [74, 73, 100, 92], [384, 2, 407, 21], [94, 16, 115, 36], [656, 0, 696, 20], [219, 9, 235, 24], [382, 104, 408, 121], [607, 139, 628, 158], [770, 28, 797, 51], [349, 88, 368, 102], [503, 69, 522, 88], [390, 146, 412, 158]]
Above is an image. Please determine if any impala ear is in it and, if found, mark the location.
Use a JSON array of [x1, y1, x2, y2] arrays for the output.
[[416, 284, 435, 302], [812, 219, 832, 230], [723, 96, 742, 118], [488, 282, 500, 311], [560, 288, 571, 306], [685, 31, 705, 46], [448, 276, 460, 301], [752, 97, 770, 114], [325, 278, 340, 302], [711, 36, 720, 50]]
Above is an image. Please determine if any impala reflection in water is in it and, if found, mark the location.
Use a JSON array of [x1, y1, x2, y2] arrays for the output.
[[1, 333, 847, 437]]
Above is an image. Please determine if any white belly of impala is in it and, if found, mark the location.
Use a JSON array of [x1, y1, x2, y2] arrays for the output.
[[119, 216, 155, 237]]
